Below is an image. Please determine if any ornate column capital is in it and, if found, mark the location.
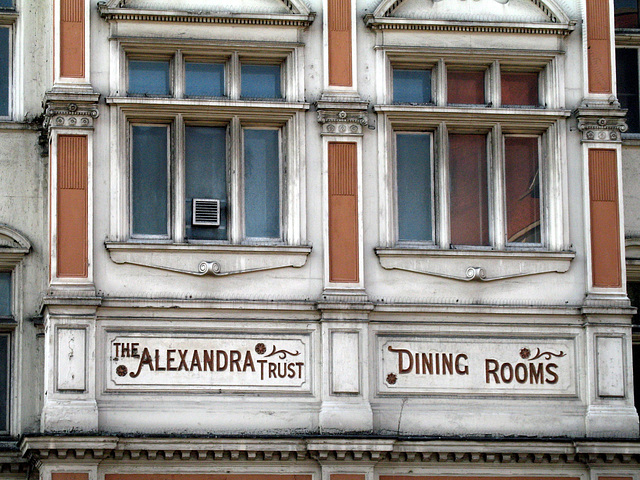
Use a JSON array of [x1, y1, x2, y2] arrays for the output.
[[575, 105, 628, 143], [316, 96, 369, 136], [43, 90, 100, 133]]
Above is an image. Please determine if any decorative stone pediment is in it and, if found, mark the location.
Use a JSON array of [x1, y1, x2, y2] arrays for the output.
[[365, 0, 575, 36], [99, 0, 315, 27], [0, 224, 31, 268]]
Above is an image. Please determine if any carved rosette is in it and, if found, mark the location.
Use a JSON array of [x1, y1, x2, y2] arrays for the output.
[[43, 92, 101, 134], [576, 107, 628, 143], [316, 105, 369, 136]]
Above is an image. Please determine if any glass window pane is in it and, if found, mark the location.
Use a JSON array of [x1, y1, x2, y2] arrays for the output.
[[0, 272, 10, 316], [241, 64, 281, 99], [616, 49, 639, 133], [393, 69, 431, 104], [131, 126, 168, 236], [0, 0, 13, 8], [128, 60, 170, 96], [244, 129, 280, 238], [0, 334, 8, 433], [634, 341, 640, 414], [448, 70, 485, 104], [449, 134, 489, 246], [185, 126, 227, 240], [501, 72, 538, 106], [0, 28, 9, 117], [185, 62, 225, 97], [615, 0, 640, 28], [396, 134, 432, 242], [505, 137, 541, 244]]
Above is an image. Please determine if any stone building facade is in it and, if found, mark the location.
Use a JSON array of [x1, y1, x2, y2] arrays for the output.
[[0, 2, 639, 480]]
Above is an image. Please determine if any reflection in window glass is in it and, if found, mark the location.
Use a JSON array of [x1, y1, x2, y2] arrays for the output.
[[615, 0, 640, 28], [626, 282, 640, 413], [448, 70, 485, 105], [244, 129, 280, 238], [501, 72, 538, 106], [131, 126, 168, 236], [0, 272, 10, 316], [616, 49, 639, 133], [241, 64, 281, 99], [396, 134, 432, 242], [0, 0, 12, 8], [505, 137, 541, 244], [185, 62, 225, 97], [449, 134, 489, 246], [128, 60, 170, 96], [0, 27, 9, 117], [185, 127, 227, 240], [0, 334, 8, 433], [393, 69, 431, 104]]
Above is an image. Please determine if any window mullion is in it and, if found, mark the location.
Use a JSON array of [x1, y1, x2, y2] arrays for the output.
[[491, 124, 506, 250], [490, 60, 501, 108], [229, 116, 243, 243], [229, 52, 240, 100], [436, 122, 450, 248], [174, 114, 185, 243], [174, 49, 184, 99], [436, 59, 446, 106]]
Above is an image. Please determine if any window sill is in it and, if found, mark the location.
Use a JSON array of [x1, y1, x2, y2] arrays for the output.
[[105, 241, 312, 277], [375, 247, 575, 282]]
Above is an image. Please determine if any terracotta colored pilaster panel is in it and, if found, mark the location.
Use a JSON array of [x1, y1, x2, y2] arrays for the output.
[[60, 0, 85, 78], [328, 142, 358, 283], [328, 0, 352, 87], [586, 0, 612, 94], [381, 476, 581, 480], [589, 149, 622, 288], [332, 475, 365, 480], [106, 475, 312, 480], [57, 135, 88, 278], [52, 474, 89, 480]]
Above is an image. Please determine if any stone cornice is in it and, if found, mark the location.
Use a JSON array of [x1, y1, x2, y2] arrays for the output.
[[19, 436, 640, 465]]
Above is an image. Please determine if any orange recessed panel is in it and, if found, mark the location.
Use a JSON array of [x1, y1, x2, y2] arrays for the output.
[[60, 0, 85, 78], [586, 0, 612, 94], [381, 476, 581, 480], [106, 476, 313, 480], [589, 149, 622, 288], [328, 142, 359, 283], [328, 0, 352, 87], [57, 135, 88, 278], [52, 474, 89, 480]]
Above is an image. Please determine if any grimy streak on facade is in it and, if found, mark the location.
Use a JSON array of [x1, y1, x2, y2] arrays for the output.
[[1, 2, 640, 480]]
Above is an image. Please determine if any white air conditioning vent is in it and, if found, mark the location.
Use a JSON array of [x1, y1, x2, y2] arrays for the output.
[[192, 198, 221, 227]]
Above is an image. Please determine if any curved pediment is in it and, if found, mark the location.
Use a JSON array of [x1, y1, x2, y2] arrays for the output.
[[365, 0, 574, 35], [0, 224, 31, 268], [99, 0, 315, 27]]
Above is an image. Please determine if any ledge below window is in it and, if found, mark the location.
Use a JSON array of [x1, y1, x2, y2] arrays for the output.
[[375, 247, 575, 282], [105, 242, 312, 277]]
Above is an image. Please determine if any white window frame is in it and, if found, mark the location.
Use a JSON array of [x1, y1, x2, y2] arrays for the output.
[[0, 8, 16, 121], [614, 40, 640, 140]]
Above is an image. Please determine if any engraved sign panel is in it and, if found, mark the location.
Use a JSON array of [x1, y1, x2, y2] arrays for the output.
[[378, 335, 576, 397], [107, 333, 310, 393]]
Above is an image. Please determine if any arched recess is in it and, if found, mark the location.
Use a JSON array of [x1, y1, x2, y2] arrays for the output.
[[0, 224, 31, 269]]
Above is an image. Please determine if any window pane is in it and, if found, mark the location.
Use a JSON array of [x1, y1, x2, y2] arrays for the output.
[[634, 341, 640, 414], [505, 137, 541, 244], [448, 70, 485, 104], [244, 129, 280, 238], [449, 134, 489, 246], [0, 0, 13, 8], [0, 28, 9, 117], [629, 282, 640, 325], [393, 69, 431, 104], [501, 72, 538, 106], [241, 64, 281, 99], [128, 60, 170, 96], [616, 49, 639, 133], [615, 0, 640, 28], [185, 126, 227, 240], [131, 126, 168, 236], [0, 335, 7, 433], [185, 62, 224, 97], [396, 134, 432, 241], [0, 272, 10, 316]]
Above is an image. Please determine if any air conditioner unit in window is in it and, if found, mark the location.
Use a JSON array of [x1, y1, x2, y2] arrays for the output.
[[192, 198, 221, 227]]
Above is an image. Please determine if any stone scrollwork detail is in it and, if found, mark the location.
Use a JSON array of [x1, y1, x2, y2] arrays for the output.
[[576, 106, 628, 143], [43, 92, 101, 134], [316, 99, 370, 136], [465, 266, 487, 281]]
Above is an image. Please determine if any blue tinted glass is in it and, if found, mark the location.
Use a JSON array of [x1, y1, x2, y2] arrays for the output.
[[397, 134, 432, 242], [129, 60, 170, 96], [0, 272, 10, 316], [185, 62, 224, 97], [0, 28, 9, 116], [393, 69, 431, 104], [241, 64, 281, 99], [0, 335, 7, 433], [185, 127, 227, 240], [131, 126, 168, 236], [0, 0, 13, 7], [244, 129, 280, 238]]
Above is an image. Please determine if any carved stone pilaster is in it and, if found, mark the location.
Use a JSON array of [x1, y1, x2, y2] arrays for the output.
[[316, 97, 369, 136], [575, 105, 628, 143], [43, 91, 100, 134]]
